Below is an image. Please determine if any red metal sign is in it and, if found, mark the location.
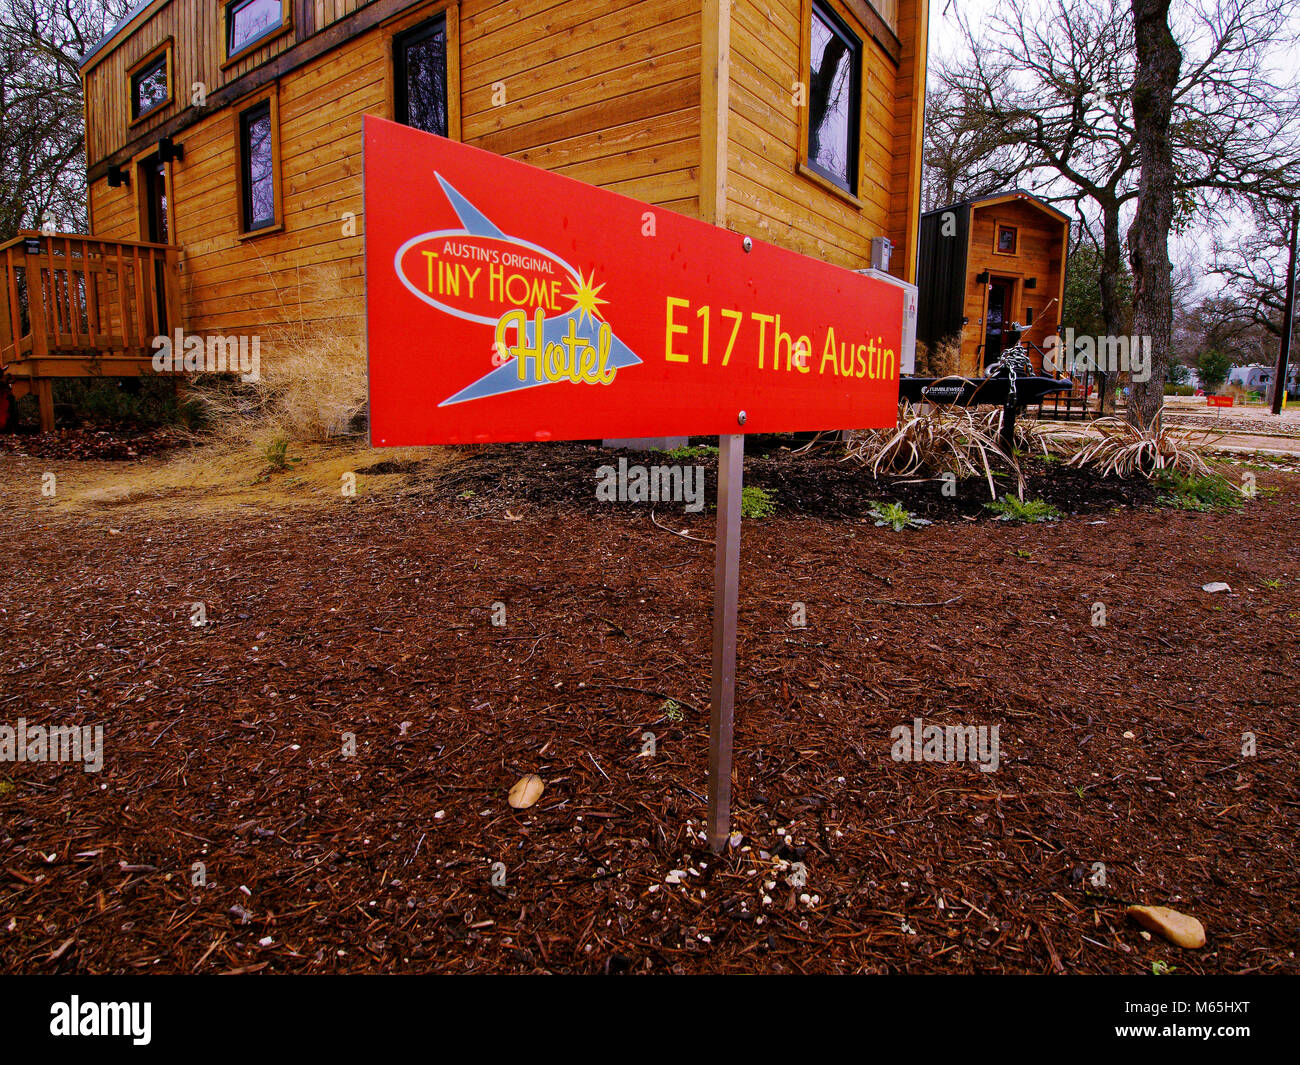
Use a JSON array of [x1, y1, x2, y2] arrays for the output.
[[364, 116, 904, 445], [1207, 395, 1234, 407]]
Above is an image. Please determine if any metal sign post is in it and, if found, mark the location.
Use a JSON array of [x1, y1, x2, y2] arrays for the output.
[[707, 431, 745, 852]]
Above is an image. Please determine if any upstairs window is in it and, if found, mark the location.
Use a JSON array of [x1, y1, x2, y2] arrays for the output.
[[996, 224, 1019, 254], [806, 1, 860, 195], [226, 0, 284, 60], [131, 53, 170, 120], [239, 99, 277, 232], [394, 16, 449, 137]]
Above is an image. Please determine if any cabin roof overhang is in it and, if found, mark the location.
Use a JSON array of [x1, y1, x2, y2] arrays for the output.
[[81, 0, 167, 72], [923, 189, 1071, 226]]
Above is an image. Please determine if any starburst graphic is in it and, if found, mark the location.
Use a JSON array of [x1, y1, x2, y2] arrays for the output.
[[564, 268, 609, 327], [411, 174, 641, 407]]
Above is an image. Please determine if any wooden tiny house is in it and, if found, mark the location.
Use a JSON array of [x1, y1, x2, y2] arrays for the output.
[[915, 191, 1070, 377], [4, 0, 929, 430]]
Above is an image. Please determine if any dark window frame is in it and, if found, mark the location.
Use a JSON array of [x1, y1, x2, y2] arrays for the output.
[[130, 52, 170, 121], [239, 99, 276, 234], [805, 0, 861, 196], [394, 14, 449, 136], [995, 223, 1019, 254], [225, 0, 285, 63]]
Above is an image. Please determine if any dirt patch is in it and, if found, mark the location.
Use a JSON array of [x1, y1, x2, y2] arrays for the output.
[[0, 444, 1296, 975], [426, 442, 1158, 521]]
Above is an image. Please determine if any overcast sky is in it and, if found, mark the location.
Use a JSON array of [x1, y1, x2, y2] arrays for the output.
[[924, 0, 1300, 296]]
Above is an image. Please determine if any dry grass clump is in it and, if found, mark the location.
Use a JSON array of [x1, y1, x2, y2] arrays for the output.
[[844, 401, 1020, 498], [188, 269, 368, 445], [195, 323, 366, 444], [1064, 414, 1216, 478], [912, 337, 962, 378]]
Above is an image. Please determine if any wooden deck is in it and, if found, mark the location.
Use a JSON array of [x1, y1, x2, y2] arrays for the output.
[[0, 231, 180, 430]]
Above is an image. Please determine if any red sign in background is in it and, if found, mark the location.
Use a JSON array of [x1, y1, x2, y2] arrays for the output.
[[365, 116, 904, 446]]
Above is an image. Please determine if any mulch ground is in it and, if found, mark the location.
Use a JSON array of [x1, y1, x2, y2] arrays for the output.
[[0, 426, 181, 462], [1, 441, 1297, 974]]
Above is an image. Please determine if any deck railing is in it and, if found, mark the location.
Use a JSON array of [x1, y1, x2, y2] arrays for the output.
[[0, 231, 180, 368]]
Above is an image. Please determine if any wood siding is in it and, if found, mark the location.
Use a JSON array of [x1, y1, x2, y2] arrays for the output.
[[724, 0, 921, 280], [87, 0, 703, 343], [83, 0, 922, 347]]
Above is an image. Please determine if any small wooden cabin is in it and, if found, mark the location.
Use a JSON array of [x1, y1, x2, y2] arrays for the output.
[[915, 190, 1069, 377], [0, 0, 930, 430]]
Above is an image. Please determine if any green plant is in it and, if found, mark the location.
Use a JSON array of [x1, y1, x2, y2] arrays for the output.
[[869, 501, 932, 531], [740, 485, 776, 519], [986, 495, 1062, 522], [1261, 577, 1282, 589], [1151, 960, 1175, 976], [666, 444, 718, 461], [49, 377, 186, 430], [1014, 548, 1033, 559], [263, 436, 291, 471], [1153, 469, 1244, 511], [661, 699, 683, 723]]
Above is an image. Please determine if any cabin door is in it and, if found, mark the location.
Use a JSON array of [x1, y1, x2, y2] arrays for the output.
[[983, 277, 1015, 368], [139, 155, 170, 332]]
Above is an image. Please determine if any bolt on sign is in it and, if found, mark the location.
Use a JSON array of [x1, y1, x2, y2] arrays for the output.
[[364, 116, 904, 444]]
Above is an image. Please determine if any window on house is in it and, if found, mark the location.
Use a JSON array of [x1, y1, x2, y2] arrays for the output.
[[240, 100, 276, 231], [806, 1, 860, 194], [997, 224, 1018, 254], [131, 54, 169, 120], [226, 0, 283, 59], [394, 16, 449, 137]]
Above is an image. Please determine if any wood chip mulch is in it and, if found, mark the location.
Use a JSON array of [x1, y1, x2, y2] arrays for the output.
[[1, 445, 1297, 974]]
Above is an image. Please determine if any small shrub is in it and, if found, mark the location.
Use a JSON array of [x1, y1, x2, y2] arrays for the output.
[[263, 436, 291, 471], [869, 501, 932, 531], [845, 401, 1018, 499], [1065, 414, 1215, 478], [1153, 469, 1244, 511], [985, 496, 1062, 522], [740, 485, 776, 519]]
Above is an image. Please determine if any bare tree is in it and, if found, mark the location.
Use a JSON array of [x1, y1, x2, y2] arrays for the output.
[[923, 71, 1028, 210], [1210, 197, 1300, 352], [0, 0, 131, 240], [934, 0, 1300, 422]]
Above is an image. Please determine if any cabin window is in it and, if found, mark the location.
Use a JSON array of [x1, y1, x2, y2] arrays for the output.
[[131, 54, 169, 120], [996, 224, 1018, 254], [226, 0, 283, 59], [806, 1, 860, 195], [394, 16, 449, 136], [239, 100, 276, 232]]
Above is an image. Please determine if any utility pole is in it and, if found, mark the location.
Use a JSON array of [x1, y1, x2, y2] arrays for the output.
[[1271, 204, 1298, 416]]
